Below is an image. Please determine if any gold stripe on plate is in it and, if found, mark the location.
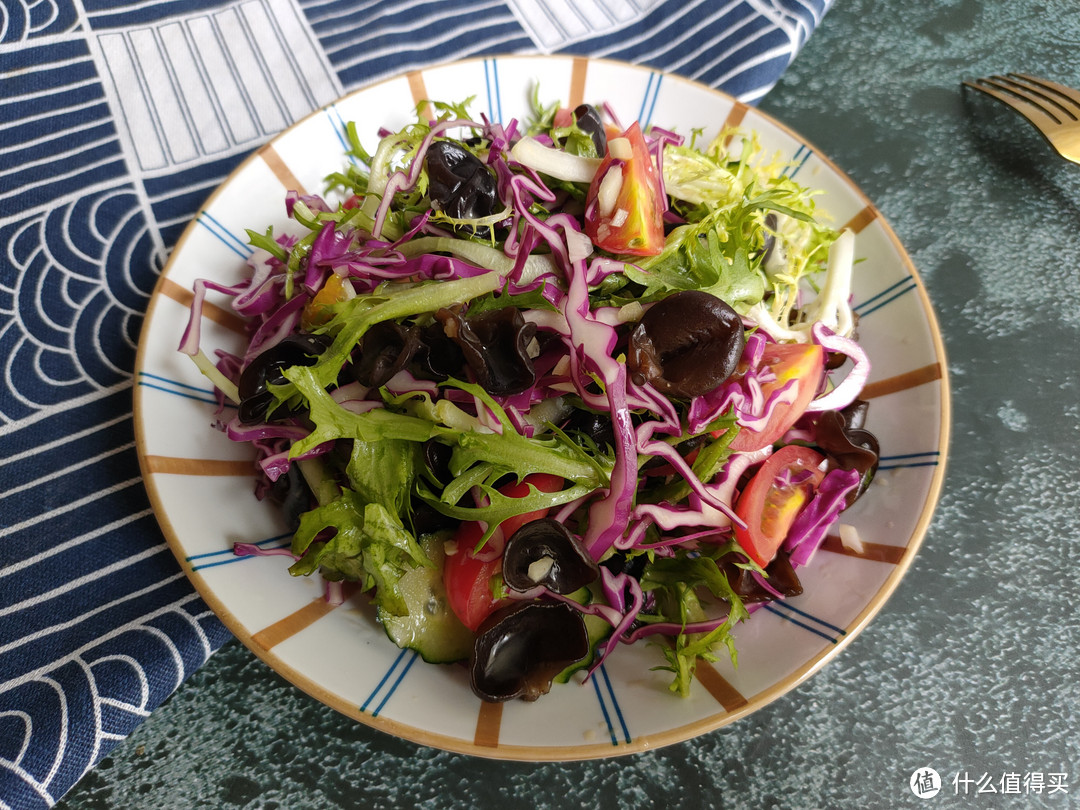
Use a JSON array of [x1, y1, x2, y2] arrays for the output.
[[723, 100, 750, 131], [408, 70, 434, 122], [843, 205, 878, 234], [251, 587, 359, 650], [819, 533, 907, 565], [569, 57, 588, 109], [144, 456, 253, 476], [160, 278, 247, 335], [259, 143, 306, 195], [474, 700, 503, 748], [861, 363, 943, 400], [694, 660, 749, 712]]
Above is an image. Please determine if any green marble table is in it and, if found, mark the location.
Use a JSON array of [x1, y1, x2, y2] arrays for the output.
[[56, 0, 1080, 807]]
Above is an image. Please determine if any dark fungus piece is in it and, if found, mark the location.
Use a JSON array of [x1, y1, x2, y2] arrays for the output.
[[841, 398, 870, 431], [421, 439, 453, 483], [628, 290, 745, 398], [561, 408, 615, 450], [353, 321, 420, 387], [599, 549, 648, 580], [470, 601, 590, 702], [815, 409, 881, 506], [267, 464, 313, 531], [237, 333, 332, 424], [720, 550, 803, 603], [425, 140, 498, 220], [415, 322, 467, 381], [573, 104, 607, 156], [436, 307, 537, 396], [502, 518, 600, 594]]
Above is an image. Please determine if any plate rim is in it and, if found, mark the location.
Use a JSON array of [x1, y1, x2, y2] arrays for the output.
[[133, 53, 951, 760]]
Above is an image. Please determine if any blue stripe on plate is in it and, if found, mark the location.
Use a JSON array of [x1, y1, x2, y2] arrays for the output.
[[137, 371, 215, 394], [590, 671, 618, 746], [762, 602, 843, 644], [483, 58, 502, 123], [185, 533, 292, 563], [590, 663, 631, 745], [196, 211, 251, 259], [325, 103, 353, 161], [772, 600, 847, 637], [789, 144, 812, 178], [371, 651, 418, 717], [637, 71, 662, 129], [136, 383, 219, 406], [878, 451, 941, 471], [187, 547, 292, 572], [137, 372, 219, 405], [853, 276, 918, 318], [598, 664, 631, 744], [360, 647, 418, 716]]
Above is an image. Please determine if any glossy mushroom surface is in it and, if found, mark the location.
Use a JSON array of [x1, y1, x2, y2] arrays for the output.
[[435, 307, 537, 396], [628, 290, 745, 398], [425, 140, 498, 220], [470, 601, 590, 702], [354, 321, 421, 387], [237, 333, 332, 424], [502, 518, 600, 594]]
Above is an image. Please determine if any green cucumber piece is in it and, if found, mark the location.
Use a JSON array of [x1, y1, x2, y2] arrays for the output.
[[554, 586, 612, 683], [379, 533, 473, 664], [554, 612, 612, 684]]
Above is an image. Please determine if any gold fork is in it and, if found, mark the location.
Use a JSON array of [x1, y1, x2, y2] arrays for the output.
[[963, 73, 1080, 164]]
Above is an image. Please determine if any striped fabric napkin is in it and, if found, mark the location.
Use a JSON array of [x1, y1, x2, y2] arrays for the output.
[[0, 0, 831, 805]]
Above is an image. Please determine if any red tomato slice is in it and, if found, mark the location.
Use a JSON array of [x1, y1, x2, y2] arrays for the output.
[[585, 122, 664, 256], [442, 473, 564, 631], [734, 445, 826, 568], [728, 343, 825, 453]]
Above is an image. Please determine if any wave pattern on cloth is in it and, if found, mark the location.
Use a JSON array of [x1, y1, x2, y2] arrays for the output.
[[0, 1, 831, 807], [0, 389, 233, 810]]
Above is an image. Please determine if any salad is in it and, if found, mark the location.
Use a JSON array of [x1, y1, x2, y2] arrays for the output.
[[180, 93, 880, 703]]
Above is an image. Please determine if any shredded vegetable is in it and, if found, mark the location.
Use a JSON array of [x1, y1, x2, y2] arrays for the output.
[[181, 95, 880, 701]]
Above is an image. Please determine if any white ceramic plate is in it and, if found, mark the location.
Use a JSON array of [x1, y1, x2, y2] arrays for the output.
[[134, 56, 949, 760]]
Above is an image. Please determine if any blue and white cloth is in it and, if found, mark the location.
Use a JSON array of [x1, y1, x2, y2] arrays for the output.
[[0, 1, 831, 806]]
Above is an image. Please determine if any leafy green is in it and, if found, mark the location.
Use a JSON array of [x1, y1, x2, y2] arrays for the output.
[[346, 437, 416, 520], [639, 129, 839, 321], [245, 226, 288, 262], [289, 495, 430, 616], [465, 281, 559, 315], [624, 201, 766, 311], [283, 368, 614, 550], [638, 544, 752, 696]]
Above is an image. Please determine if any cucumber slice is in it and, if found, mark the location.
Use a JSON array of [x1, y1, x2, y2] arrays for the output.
[[554, 611, 611, 684], [379, 533, 473, 664]]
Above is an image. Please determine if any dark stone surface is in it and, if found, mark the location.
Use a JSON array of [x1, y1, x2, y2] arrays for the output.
[[55, 1, 1080, 807]]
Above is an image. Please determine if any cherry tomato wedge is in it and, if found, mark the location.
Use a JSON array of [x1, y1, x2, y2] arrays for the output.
[[442, 473, 564, 631], [301, 272, 349, 329], [728, 342, 825, 453], [734, 445, 826, 568], [584, 122, 664, 256]]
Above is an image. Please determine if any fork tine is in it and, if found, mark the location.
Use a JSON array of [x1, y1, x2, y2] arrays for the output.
[[981, 75, 1071, 124], [1008, 73, 1080, 118], [963, 77, 1064, 131]]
